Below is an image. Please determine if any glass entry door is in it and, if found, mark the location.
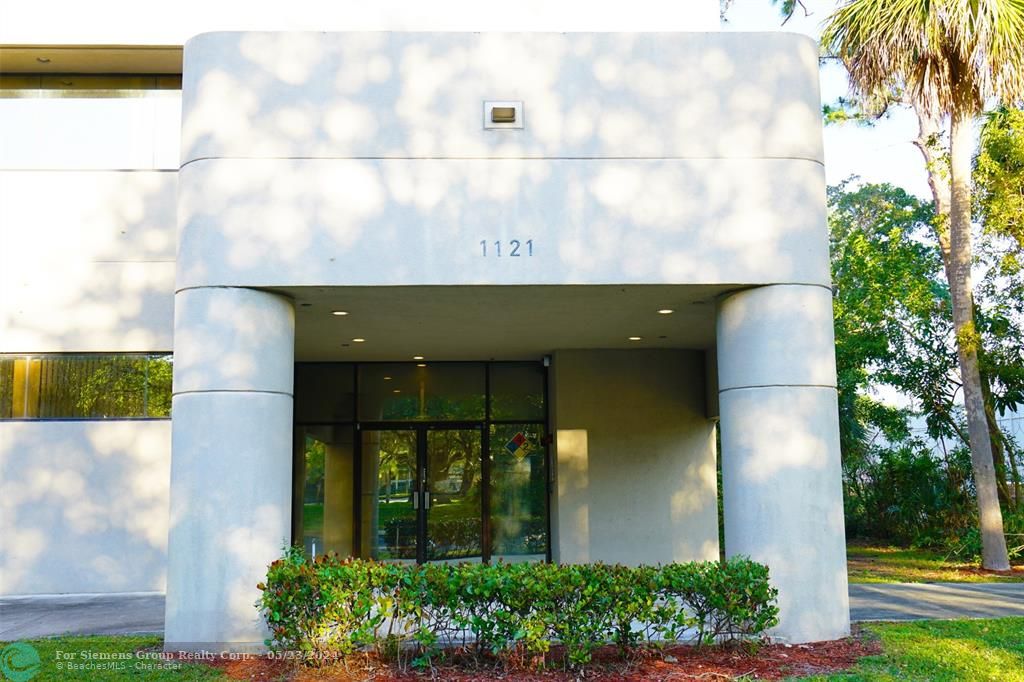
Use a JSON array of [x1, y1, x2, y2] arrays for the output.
[[361, 426, 483, 563]]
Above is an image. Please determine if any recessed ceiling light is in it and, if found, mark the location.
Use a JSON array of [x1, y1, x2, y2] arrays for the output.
[[332, 310, 349, 316], [383, 376, 392, 381], [657, 309, 674, 315], [392, 389, 401, 394], [352, 338, 365, 343], [628, 336, 643, 341], [416, 363, 427, 368], [412, 355, 424, 360]]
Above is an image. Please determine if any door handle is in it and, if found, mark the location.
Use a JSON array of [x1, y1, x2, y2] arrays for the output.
[[413, 493, 419, 510], [423, 491, 431, 510]]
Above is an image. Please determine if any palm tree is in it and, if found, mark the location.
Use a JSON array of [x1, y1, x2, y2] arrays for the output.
[[822, 0, 1024, 571]]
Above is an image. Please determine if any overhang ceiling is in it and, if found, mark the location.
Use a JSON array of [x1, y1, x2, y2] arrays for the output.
[[0, 46, 182, 74], [280, 284, 733, 362]]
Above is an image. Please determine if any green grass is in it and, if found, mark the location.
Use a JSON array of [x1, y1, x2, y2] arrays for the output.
[[0, 635, 224, 681], [847, 544, 1024, 583], [798, 618, 1024, 681]]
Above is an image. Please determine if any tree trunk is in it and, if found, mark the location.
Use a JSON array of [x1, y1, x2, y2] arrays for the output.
[[948, 106, 1011, 571], [980, 368, 1016, 511], [914, 109, 953, 271]]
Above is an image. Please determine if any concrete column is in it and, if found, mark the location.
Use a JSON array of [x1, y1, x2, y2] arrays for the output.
[[716, 284, 849, 643], [164, 287, 294, 651]]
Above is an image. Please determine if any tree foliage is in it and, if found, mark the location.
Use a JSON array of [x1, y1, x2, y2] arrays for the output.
[[829, 181, 1024, 554], [975, 107, 1024, 251], [822, 0, 1024, 570]]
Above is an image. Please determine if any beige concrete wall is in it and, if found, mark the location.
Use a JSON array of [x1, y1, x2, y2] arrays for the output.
[[550, 349, 718, 565], [0, 421, 171, 594]]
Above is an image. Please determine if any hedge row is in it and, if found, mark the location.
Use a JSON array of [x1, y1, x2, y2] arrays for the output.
[[257, 548, 779, 669]]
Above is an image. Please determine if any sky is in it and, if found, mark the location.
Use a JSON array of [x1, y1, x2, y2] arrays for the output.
[[723, 0, 932, 199]]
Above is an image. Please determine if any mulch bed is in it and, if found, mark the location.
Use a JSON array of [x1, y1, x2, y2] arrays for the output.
[[172, 628, 881, 681]]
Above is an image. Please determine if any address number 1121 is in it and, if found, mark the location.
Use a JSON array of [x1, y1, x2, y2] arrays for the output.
[[480, 239, 534, 257]]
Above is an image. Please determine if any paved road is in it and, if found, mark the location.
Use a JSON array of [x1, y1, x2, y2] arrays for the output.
[[2, 584, 1022, 641], [0, 593, 164, 640], [849, 582, 1024, 622]]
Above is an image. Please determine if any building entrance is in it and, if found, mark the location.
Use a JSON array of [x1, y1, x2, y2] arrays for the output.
[[293, 362, 549, 564], [361, 425, 483, 563]]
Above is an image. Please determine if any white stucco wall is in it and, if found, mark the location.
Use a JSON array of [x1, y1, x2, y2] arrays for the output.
[[0, 170, 176, 353], [177, 31, 827, 291], [550, 349, 719, 565], [0, 421, 171, 594], [0, 112, 177, 595]]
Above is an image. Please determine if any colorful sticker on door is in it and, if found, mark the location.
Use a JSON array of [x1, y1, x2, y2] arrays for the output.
[[504, 432, 533, 460]]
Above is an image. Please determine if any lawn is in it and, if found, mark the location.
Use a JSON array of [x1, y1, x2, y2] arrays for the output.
[[847, 544, 1024, 583], [797, 617, 1024, 681], [0, 636, 222, 681]]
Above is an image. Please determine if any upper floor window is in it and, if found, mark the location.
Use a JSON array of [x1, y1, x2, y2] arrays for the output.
[[0, 75, 181, 170], [0, 353, 172, 419]]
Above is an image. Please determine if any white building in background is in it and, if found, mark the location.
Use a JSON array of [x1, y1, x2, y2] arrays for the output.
[[0, 0, 850, 649]]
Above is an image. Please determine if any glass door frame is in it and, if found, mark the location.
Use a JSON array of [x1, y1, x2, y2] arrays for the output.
[[358, 421, 488, 564], [292, 361, 552, 564]]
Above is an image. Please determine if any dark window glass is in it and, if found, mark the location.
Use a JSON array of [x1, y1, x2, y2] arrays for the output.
[[0, 353, 172, 419], [358, 363, 485, 421], [294, 364, 355, 423], [489, 362, 546, 420]]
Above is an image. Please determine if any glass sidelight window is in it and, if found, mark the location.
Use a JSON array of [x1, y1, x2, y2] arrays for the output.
[[294, 361, 549, 563], [294, 424, 355, 558], [489, 424, 548, 560]]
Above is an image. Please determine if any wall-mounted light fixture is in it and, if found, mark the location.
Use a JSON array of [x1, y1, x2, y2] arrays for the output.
[[484, 101, 523, 129]]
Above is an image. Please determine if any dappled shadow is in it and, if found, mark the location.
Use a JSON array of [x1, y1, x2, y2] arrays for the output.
[[176, 32, 829, 291], [0, 170, 175, 352], [0, 165, 177, 596], [0, 421, 171, 594]]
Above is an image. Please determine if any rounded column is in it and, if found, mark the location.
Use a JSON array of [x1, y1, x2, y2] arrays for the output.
[[164, 287, 294, 651], [716, 284, 849, 643]]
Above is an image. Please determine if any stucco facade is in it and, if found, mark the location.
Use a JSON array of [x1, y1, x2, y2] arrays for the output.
[[0, 5, 849, 649]]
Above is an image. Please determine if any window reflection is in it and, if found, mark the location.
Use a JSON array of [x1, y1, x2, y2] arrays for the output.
[[293, 361, 549, 564], [490, 424, 548, 561], [0, 353, 172, 419], [297, 425, 354, 558], [358, 363, 485, 421]]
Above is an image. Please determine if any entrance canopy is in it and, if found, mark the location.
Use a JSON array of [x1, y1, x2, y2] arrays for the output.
[[285, 284, 728, 361]]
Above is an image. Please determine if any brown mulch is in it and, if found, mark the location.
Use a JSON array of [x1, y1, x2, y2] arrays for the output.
[[168, 628, 881, 681]]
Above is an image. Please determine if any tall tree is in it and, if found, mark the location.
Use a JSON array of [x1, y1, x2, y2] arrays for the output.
[[822, 0, 1024, 570]]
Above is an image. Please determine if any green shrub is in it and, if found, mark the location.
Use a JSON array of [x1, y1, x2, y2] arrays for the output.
[[257, 551, 780, 670], [944, 509, 1024, 563]]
